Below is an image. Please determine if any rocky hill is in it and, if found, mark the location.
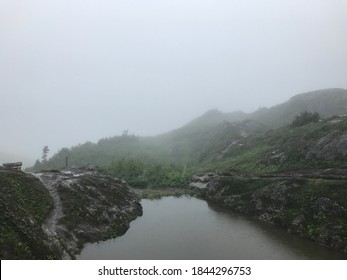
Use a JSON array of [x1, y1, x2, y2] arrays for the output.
[[0, 167, 142, 259], [32, 88, 347, 172], [188, 111, 347, 255], [196, 171, 347, 254], [208, 114, 347, 174]]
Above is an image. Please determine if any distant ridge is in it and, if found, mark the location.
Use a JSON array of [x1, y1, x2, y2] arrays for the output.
[[178, 88, 347, 130], [33, 88, 347, 170], [250, 88, 347, 127], [183, 109, 248, 130]]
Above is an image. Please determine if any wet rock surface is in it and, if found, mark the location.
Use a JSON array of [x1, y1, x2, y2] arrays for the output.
[[198, 171, 347, 255], [306, 131, 347, 160], [33, 167, 142, 258], [189, 172, 217, 189], [0, 169, 63, 259]]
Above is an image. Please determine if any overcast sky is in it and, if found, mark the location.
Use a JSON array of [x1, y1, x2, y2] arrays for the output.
[[1, 0, 347, 164]]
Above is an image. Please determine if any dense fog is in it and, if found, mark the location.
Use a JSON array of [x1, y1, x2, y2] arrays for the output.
[[1, 0, 347, 164]]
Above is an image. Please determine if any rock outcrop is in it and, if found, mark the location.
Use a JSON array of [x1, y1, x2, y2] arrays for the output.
[[189, 172, 217, 189], [306, 131, 347, 160], [199, 172, 347, 254], [0, 167, 142, 259], [33, 167, 142, 258]]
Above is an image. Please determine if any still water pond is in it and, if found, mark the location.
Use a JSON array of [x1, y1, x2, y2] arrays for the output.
[[77, 196, 345, 259]]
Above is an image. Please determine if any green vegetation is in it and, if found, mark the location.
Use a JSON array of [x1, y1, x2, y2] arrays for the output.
[[23, 89, 347, 223], [291, 111, 320, 127], [105, 159, 190, 188], [0, 170, 61, 259], [4, 88, 347, 258], [204, 115, 347, 175], [42, 145, 50, 163], [251, 88, 347, 128], [29, 88, 347, 180]]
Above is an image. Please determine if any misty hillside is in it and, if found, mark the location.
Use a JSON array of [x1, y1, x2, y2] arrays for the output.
[[30, 118, 268, 171], [176, 88, 347, 129], [31, 88, 347, 174], [250, 88, 347, 127], [156, 118, 269, 164], [130, 87, 347, 165], [207, 114, 347, 173]]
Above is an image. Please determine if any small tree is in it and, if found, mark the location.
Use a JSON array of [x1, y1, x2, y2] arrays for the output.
[[291, 111, 320, 127], [42, 145, 49, 163]]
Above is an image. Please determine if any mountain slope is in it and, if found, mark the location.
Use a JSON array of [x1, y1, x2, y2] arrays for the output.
[[250, 88, 347, 128], [166, 88, 347, 133], [32, 88, 347, 172], [153, 88, 347, 165], [207, 114, 347, 174]]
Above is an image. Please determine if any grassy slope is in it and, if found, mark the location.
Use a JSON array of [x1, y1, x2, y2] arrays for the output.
[[205, 116, 347, 174]]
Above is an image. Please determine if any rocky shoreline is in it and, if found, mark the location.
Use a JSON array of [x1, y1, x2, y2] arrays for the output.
[[192, 170, 347, 254], [1, 167, 142, 259], [36, 167, 143, 258], [2, 166, 346, 259]]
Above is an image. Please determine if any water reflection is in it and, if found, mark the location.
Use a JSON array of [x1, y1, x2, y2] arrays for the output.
[[206, 201, 346, 260], [77, 196, 346, 260]]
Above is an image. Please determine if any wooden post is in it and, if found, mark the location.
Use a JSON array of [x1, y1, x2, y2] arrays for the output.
[[65, 156, 68, 168]]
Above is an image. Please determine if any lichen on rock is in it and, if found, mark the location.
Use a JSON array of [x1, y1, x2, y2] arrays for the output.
[[34, 167, 143, 258]]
